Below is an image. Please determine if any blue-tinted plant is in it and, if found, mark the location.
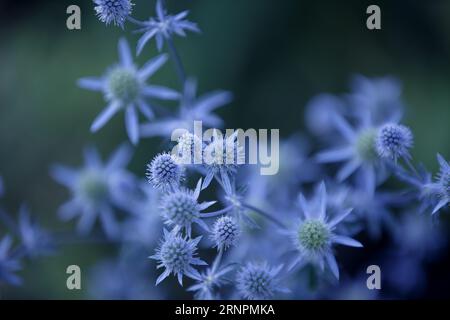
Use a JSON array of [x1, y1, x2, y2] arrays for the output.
[[150, 227, 207, 285], [78, 38, 179, 144], [51, 144, 134, 238]]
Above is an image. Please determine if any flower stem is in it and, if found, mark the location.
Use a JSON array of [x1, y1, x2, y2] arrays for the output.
[[166, 37, 186, 87], [242, 202, 287, 229], [202, 206, 234, 218]]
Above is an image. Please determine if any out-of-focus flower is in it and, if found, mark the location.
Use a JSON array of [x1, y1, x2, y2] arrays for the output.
[[305, 94, 344, 137], [376, 123, 413, 161], [286, 182, 362, 279], [348, 75, 404, 125], [236, 262, 289, 300], [150, 227, 207, 286], [159, 179, 215, 235], [78, 38, 179, 144], [140, 78, 232, 139], [316, 111, 385, 192], [17, 205, 54, 258], [93, 0, 134, 28], [0, 236, 22, 286], [51, 144, 134, 238], [134, 0, 200, 54]]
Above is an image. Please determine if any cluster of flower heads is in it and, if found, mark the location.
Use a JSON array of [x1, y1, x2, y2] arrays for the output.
[[1, 0, 448, 299]]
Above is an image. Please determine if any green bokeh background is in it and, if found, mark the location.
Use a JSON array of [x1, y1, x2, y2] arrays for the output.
[[0, 0, 449, 298]]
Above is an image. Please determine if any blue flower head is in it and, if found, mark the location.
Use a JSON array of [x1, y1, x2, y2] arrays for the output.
[[159, 179, 215, 236], [0, 236, 22, 286], [316, 111, 386, 192], [430, 154, 449, 214], [202, 130, 245, 191], [287, 182, 363, 279], [93, 0, 133, 28], [135, 0, 200, 54], [376, 123, 413, 161], [78, 38, 179, 144], [211, 216, 240, 251], [51, 144, 134, 238], [236, 262, 288, 300], [150, 227, 207, 286], [146, 153, 184, 191]]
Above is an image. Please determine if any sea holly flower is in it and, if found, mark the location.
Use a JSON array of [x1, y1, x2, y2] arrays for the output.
[[159, 179, 215, 236], [140, 78, 232, 138], [429, 154, 450, 214], [17, 205, 54, 258], [146, 152, 184, 191], [286, 182, 362, 279], [316, 111, 385, 192], [236, 262, 289, 300], [78, 38, 179, 144], [0, 236, 22, 286], [210, 216, 240, 251], [202, 130, 245, 191], [51, 144, 134, 238], [93, 0, 134, 28], [150, 227, 207, 286], [134, 0, 200, 54], [376, 123, 413, 161]]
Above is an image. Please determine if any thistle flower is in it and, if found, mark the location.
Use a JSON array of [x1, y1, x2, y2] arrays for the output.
[[159, 179, 215, 235], [93, 0, 133, 28], [236, 262, 289, 300], [134, 0, 200, 54], [211, 216, 240, 251], [316, 111, 386, 192], [202, 130, 245, 191], [146, 153, 184, 191], [17, 206, 53, 258], [174, 132, 204, 164], [78, 38, 179, 144], [429, 154, 449, 214], [376, 123, 413, 161], [287, 182, 363, 279], [150, 227, 207, 286], [0, 236, 22, 286], [305, 94, 344, 137], [140, 78, 232, 138], [51, 144, 134, 238]]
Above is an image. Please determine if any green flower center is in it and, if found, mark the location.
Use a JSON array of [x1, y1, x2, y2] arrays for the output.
[[355, 129, 378, 162], [77, 170, 108, 202], [298, 220, 330, 251], [107, 67, 140, 103]]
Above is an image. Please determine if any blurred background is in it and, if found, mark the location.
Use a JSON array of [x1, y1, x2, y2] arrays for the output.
[[0, 0, 449, 299]]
